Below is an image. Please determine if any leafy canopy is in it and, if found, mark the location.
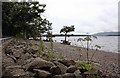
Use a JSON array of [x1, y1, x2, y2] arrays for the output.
[[60, 25, 75, 34], [2, 2, 52, 39]]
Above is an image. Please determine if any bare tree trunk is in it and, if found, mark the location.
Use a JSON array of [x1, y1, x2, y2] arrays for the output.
[[65, 33, 67, 42], [87, 40, 89, 63]]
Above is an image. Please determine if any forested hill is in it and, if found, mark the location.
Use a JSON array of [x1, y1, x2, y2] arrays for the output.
[[93, 32, 120, 36]]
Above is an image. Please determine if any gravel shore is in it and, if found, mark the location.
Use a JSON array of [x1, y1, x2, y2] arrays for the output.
[[44, 42, 119, 76]]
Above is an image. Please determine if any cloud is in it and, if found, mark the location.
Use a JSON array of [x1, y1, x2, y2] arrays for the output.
[[39, 0, 119, 34]]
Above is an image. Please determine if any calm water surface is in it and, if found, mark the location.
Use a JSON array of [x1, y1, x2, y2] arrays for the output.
[[52, 36, 119, 53]]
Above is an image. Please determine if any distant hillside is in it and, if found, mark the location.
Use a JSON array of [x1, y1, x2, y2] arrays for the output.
[[93, 32, 120, 36]]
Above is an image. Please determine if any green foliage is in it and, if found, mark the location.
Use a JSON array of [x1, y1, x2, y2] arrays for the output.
[[37, 38, 44, 57], [47, 32, 54, 60], [46, 37, 54, 61], [47, 48, 54, 61], [76, 60, 95, 73], [59, 52, 64, 60], [35, 31, 54, 60], [60, 25, 75, 43], [2, 2, 52, 39], [60, 25, 75, 34], [80, 63, 94, 71]]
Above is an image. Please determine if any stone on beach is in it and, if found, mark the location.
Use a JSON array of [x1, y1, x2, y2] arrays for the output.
[[2, 67, 29, 78], [58, 60, 76, 67], [53, 61, 68, 74], [33, 69, 51, 78], [66, 65, 77, 73], [23, 57, 55, 70], [50, 66, 62, 75]]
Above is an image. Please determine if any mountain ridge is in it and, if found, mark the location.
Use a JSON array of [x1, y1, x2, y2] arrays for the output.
[[92, 32, 120, 36]]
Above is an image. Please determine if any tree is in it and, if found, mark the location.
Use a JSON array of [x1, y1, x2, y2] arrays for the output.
[[60, 25, 75, 43], [30, 17, 52, 40], [2, 2, 52, 39]]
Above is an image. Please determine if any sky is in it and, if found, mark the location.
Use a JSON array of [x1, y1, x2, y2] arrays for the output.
[[39, 0, 119, 34]]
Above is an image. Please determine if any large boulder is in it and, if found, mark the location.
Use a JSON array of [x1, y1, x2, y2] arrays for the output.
[[50, 66, 61, 75], [67, 65, 77, 73], [2, 67, 29, 78], [23, 57, 55, 70], [53, 61, 67, 74], [33, 69, 51, 78], [58, 60, 76, 67]]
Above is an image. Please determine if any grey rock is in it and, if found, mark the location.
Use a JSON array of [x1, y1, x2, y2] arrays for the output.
[[31, 46, 39, 52], [50, 66, 61, 75], [17, 53, 33, 65], [62, 73, 76, 78], [21, 53, 32, 60], [58, 60, 76, 67], [2, 56, 15, 68], [67, 65, 77, 73], [6, 54, 17, 63], [33, 69, 51, 78], [22, 57, 35, 65], [23, 57, 55, 70], [5, 65, 22, 69], [53, 61, 67, 74], [13, 51, 21, 59], [2, 68, 29, 78], [74, 70, 82, 78]]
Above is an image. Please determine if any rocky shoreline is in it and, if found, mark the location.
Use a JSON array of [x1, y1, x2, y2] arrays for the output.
[[1, 39, 120, 78]]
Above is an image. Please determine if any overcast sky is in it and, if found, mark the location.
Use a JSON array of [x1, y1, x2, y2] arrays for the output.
[[39, 0, 119, 34]]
